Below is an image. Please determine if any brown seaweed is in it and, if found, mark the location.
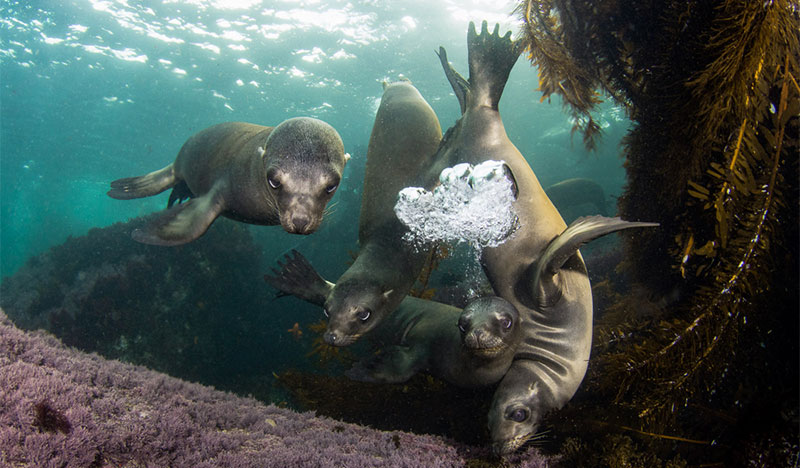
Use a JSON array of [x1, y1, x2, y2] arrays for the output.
[[516, 1, 799, 465]]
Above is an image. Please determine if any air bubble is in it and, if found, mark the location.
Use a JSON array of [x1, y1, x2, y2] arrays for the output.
[[394, 160, 519, 252]]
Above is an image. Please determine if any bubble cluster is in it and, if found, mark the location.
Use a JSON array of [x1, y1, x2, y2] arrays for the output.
[[394, 160, 519, 251]]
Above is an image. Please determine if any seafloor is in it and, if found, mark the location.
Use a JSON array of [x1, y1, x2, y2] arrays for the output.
[[0, 308, 551, 468]]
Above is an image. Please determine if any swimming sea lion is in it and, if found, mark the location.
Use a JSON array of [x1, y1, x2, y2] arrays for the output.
[[545, 178, 609, 217], [265, 250, 522, 388], [349, 295, 521, 388], [431, 22, 657, 455], [107, 118, 348, 246], [487, 216, 657, 455], [283, 81, 442, 346]]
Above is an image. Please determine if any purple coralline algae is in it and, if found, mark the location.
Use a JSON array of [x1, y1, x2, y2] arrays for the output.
[[0, 309, 551, 467]]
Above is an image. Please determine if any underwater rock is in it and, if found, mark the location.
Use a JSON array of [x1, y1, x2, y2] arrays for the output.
[[0, 216, 275, 390], [544, 178, 609, 219], [0, 308, 552, 467]]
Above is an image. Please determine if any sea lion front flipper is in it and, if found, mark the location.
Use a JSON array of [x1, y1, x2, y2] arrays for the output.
[[108, 163, 177, 200], [263, 249, 334, 307], [345, 345, 421, 384], [534, 216, 659, 307], [131, 187, 224, 246]]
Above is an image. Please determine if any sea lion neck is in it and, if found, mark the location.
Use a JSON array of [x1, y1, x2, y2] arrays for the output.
[[248, 133, 273, 202]]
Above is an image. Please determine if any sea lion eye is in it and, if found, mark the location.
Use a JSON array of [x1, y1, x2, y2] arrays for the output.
[[268, 176, 281, 190], [509, 408, 529, 423], [500, 317, 512, 329], [357, 309, 371, 322], [325, 183, 338, 194], [323, 308, 330, 318], [457, 317, 469, 334]]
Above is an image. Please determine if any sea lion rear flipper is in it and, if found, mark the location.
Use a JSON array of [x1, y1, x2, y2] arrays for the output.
[[131, 188, 224, 246], [466, 20, 522, 110], [108, 164, 177, 200], [167, 180, 194, 208], [263, 249, 334, 307], [535, 216, 659, 306], [436, 46, 470, 114]]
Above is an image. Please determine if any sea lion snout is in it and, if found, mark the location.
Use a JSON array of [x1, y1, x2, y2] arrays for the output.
[[289, 214, 311, 234], [281, 210, 316, 235], [273, 181, 337, 234], [278, 207, 319, 235], [322, 329, 359, 347], [323, 330, 339, 345]]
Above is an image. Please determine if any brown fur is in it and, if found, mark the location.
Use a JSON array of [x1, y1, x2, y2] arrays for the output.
[[108, 118, 347, 245], [321, 82, 442, 346]]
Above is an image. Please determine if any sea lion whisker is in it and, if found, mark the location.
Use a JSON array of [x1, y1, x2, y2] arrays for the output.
[[323, 200, 338, 217], [528, 430, 550, 440]]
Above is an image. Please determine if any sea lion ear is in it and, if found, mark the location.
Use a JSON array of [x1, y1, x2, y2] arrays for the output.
[[344, 152, 351, 162], [382, 289, 394, 300], [502, 163, 519, 199]]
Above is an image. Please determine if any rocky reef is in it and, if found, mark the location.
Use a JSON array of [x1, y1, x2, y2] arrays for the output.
[[0, 217, 277, 393]]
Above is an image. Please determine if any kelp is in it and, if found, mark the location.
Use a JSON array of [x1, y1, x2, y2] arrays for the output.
[[516, 0, 605, 150], [305, 319, 356, 368], [409, 243, 451, 299], [517, 0, 799, 464], [617, 47, 798, 423], [275, 370, 494, 446]]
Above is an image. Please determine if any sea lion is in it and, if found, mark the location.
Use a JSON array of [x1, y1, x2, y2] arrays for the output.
[[430, 22, 657, 456], [487, 216, 657, 455], [545, 178, 609, 217], [264, 250, 522, 388], [107, 118, 348, 246], [282, 81, 442, 346]]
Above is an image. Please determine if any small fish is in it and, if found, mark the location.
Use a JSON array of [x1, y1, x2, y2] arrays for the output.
[[287, 322, 303, 340]]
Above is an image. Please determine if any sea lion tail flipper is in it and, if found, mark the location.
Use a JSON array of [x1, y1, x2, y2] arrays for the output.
[[108, 164, 178, 200], [535, 216, 659, 305], [436, 46, 470, 114], [345, 345, 419, 384], [466, 20, 522, 110], [131, 189, 224, 246], [263, 249, 334, 307]]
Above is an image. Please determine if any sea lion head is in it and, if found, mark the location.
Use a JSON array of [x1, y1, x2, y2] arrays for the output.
[[321, 279, 393, 347], [263, 117, 348, 234], [488, 375, 550, 457], [458, 296, 520, 357]]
